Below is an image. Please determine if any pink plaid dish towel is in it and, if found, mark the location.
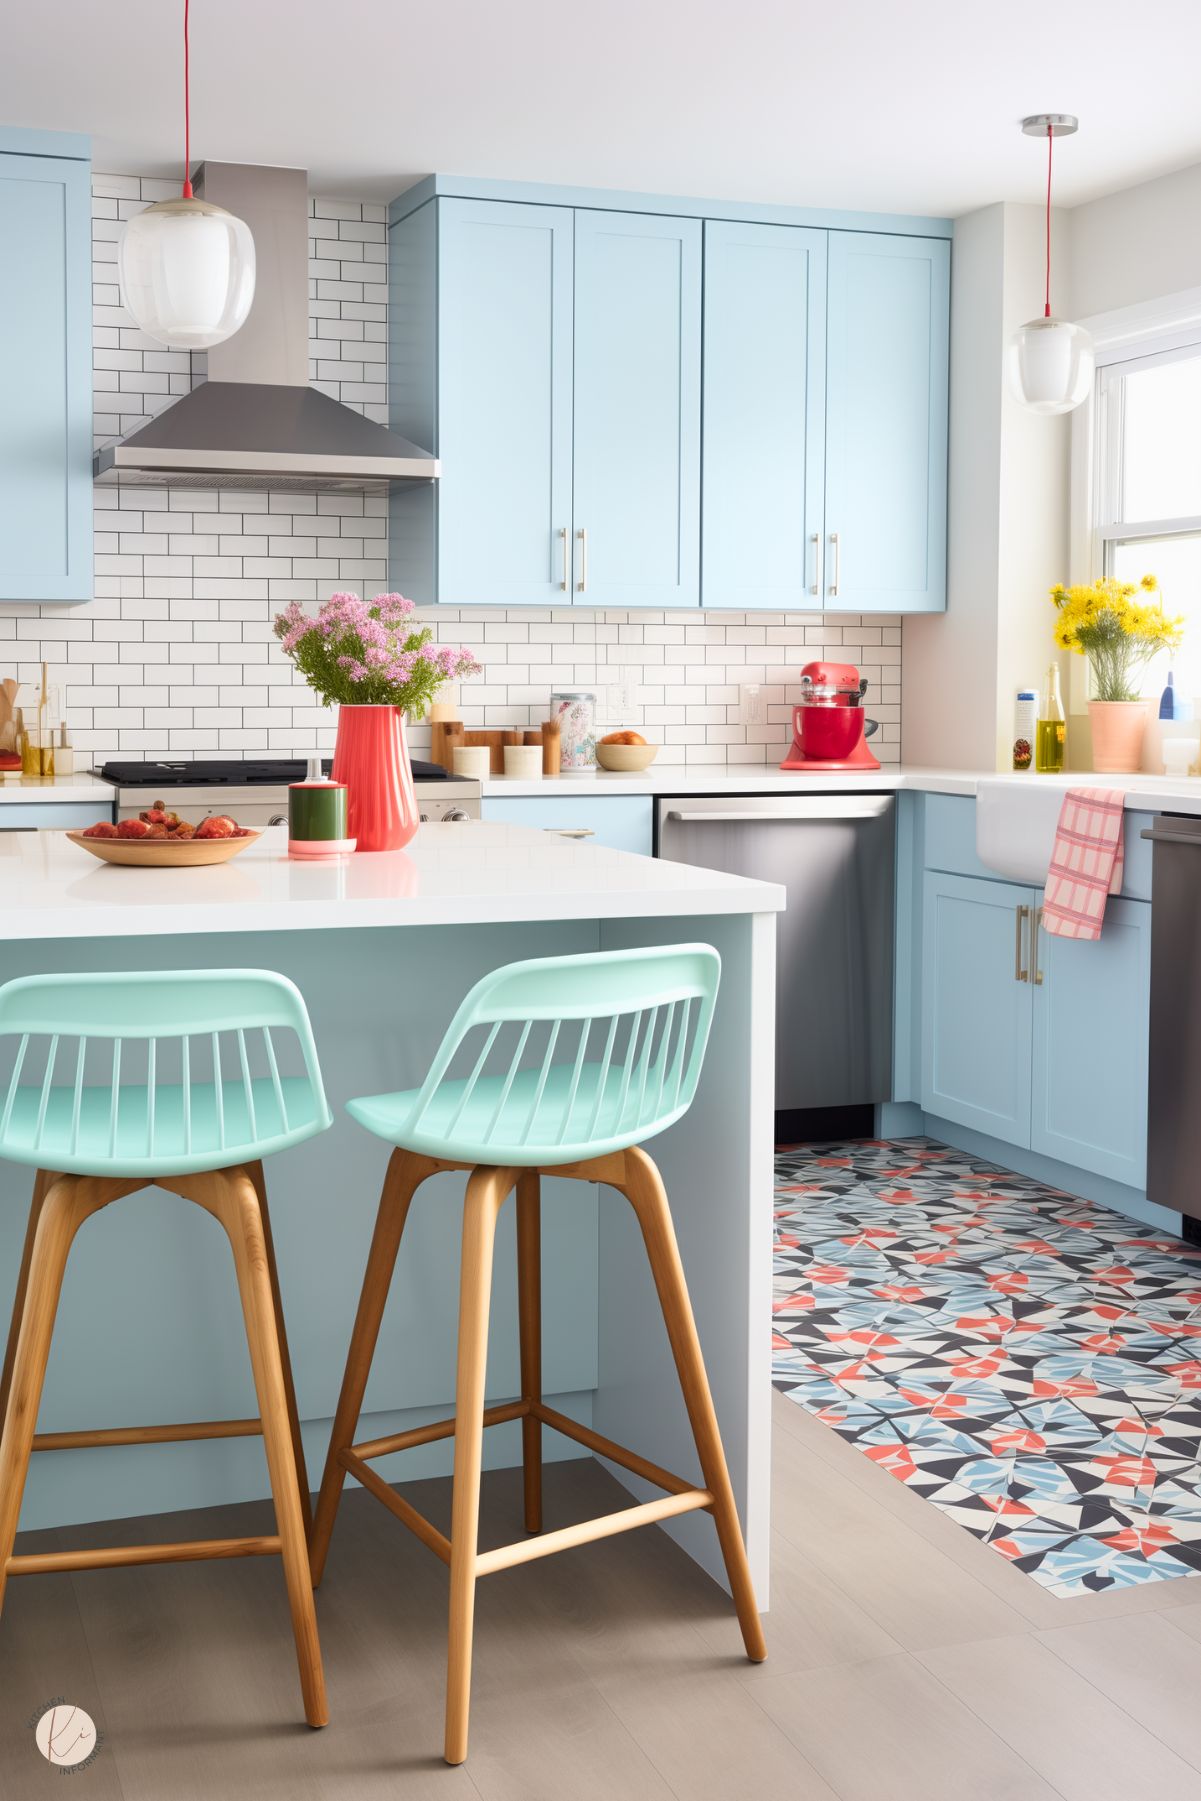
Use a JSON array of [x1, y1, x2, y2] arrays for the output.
[[1041, 788, 1125, 941]]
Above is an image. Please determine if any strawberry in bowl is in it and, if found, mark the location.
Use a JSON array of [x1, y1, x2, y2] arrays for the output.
[[70, 805, 260, 867]]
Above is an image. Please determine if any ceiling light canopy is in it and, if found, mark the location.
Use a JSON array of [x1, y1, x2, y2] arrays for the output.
[[1006, 114, 1094, 415], [117, 0, 255, 351]]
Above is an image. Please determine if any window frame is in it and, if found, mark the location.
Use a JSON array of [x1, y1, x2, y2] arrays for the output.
[[1069, 286, 1201, 708]]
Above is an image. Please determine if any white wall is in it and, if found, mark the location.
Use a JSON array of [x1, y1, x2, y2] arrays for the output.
[[904, 203, 1069, 771], [1066, 161, 1201, 320]]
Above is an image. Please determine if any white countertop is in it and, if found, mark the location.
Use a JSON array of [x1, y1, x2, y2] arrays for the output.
[[481, 764, 1201, 812], [0, 821, 784, 942], [0, 771, 115, 804]]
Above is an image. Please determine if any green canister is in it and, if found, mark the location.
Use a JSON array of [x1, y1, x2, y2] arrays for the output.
[[288, 757, 354, 857]]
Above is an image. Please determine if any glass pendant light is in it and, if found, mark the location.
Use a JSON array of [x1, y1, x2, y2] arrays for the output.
[[1006, 114, 1094, 415], [118, 0, 255, 350]]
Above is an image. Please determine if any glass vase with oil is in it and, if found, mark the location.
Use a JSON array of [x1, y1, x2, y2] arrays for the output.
[[1036, 664, 1066, 773]]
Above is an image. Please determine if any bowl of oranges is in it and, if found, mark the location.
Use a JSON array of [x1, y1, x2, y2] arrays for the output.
[[595, 730, 659, 774]]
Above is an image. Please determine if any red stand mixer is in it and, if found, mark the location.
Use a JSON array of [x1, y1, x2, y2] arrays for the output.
[[780, 660, 881, 771]]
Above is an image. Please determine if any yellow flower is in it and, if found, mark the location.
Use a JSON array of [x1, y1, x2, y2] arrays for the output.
[[1141, 573, 1159, 591]]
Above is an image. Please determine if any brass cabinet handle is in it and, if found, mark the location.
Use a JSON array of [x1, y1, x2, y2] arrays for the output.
[[559, 526, 570, 592], [1031, 905, 1044, 985], [1015, 904, 1030, 981], [576, 527, 588, 594], [810, 532, 821, 596], [829, 531, 840, 599]]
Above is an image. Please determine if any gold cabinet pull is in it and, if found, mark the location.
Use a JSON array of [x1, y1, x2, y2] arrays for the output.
[[558, 526, 570, 592], [1031, 905, 1044, 985], [576, 527, 588, 594], [1015, 904, 1030, 981]]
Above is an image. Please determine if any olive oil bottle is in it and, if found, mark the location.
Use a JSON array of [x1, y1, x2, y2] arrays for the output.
[[1036, 664, 1066, 773]]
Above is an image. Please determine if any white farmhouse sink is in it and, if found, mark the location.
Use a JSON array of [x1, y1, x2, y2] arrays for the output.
[[975, 775, 1082, 885]]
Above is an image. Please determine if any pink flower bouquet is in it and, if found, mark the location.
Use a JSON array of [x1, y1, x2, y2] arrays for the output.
[[273, 591, 480, 717]]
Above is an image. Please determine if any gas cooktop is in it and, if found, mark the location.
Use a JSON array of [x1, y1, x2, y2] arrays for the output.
[[98, 758, 452, 787]]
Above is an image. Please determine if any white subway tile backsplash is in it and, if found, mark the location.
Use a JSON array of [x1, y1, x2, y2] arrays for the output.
[[5, 174, 905, 768]]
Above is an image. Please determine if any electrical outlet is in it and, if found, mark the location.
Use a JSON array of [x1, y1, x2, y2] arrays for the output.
[[607, 681, 636, 720], [739, 684, 766, 725]]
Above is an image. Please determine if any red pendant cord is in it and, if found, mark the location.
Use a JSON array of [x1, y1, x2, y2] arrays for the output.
[[1044, 121, 1053, 317], [181, 0, 193, 199]]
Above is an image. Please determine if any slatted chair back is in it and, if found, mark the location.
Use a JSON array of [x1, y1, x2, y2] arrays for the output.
[[0, 969, 331, 1176], [397, 944, 721, 1163]]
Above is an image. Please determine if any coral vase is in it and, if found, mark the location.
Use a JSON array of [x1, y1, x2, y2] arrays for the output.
[[1088, 699, 1148, 774], [331, 705, 419, 852]]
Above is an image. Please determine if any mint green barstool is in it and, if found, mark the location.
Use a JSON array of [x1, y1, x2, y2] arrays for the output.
[[0, 969, 333, 1728], [310, 945, 766, 1765]]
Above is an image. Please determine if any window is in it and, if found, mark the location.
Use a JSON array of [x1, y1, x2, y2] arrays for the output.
[[1095, 339, 1201, 701]]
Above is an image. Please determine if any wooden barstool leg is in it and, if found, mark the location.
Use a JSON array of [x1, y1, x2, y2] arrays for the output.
[[248, 1161, 312, 1540], [309, 1149, 437, 1586], [0, 1175, 94, 1615], [515, 1169, 543, 1534], [0, 1170, 51, 1426], [617, 1146, 767, 1664], [445, 1165, 513, 1767], [203, 1168, 329, 1728]]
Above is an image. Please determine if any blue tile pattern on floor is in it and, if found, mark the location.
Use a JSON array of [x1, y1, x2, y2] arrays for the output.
[[773, 1138, 1201, 1598]]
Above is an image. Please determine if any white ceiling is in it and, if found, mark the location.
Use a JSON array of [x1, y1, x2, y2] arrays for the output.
[[5, 0, 1201, 217]]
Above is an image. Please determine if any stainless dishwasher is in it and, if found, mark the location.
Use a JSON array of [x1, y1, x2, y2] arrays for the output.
[[656, 793, 895, 1109], [1144, 813, 1201, 1224]]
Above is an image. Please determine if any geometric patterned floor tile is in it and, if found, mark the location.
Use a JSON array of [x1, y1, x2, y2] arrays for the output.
[[774, 1137, 1201, 1597]]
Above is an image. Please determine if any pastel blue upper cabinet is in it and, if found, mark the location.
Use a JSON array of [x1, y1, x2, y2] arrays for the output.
[[0, 136, 92, 603], [572, 211, 701, 609], [823, 232, 949, 614], [702, 222, 826, 610], [387, 178, 950, 610], [429, 198, 574, 607]]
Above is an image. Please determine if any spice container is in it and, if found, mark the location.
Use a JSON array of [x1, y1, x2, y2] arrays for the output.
[[549, 691, 597, 770], [1012, 689, 1036, 771]]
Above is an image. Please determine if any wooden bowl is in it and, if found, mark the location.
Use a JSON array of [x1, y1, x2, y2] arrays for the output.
[[67, 830, 261, 868], [595, 741, 659, 773]]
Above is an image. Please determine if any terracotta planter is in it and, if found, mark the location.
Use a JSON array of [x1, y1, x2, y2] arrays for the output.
[[1088, 699, 1148, 774], [331, 705, 419, 852]]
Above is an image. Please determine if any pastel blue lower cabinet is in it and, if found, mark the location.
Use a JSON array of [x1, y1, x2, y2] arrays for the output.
[[920, 871, 1033, 1145], [0, 141, 92, 602], [701, 221, 826, 610], [482, 793, 653, 857], [571, 210, 701, 609], [824, 231, 949, 613], [0, 803, 108, 830], [1030, 898, 1151, 1188]]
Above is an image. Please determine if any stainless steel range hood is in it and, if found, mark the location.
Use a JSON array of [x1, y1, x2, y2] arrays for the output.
[[94, 162, 437, 493]]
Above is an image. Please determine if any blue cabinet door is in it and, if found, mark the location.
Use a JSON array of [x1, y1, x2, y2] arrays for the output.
[[921, 871, 1034, 1145], [824, 232, 949, 614], [435, 199, 575, 606], [482, 794, 653, 857], [701, 221, 826, 611], [0, 147, 92, 603], [572, 210, 701, 609], [1031, 897, 1151, 1188]]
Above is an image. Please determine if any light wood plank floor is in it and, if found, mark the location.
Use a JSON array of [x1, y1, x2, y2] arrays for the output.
[[5, 1392, 1201, 1800]]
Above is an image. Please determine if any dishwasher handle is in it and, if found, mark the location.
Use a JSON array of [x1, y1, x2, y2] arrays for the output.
[[663, 797, 893, 824]]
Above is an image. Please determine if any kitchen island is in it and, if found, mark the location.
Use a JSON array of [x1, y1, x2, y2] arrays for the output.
[[0, 822, 782, 1600]]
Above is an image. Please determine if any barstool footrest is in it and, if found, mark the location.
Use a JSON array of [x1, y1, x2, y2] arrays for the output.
[[31, 1417, 263, 1453], [342, 1396, 713, 1579], [7, 1533, 282, 1576]]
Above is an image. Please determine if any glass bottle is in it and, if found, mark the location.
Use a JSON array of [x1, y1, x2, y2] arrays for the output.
[[1036, 664, 1066, 773]]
